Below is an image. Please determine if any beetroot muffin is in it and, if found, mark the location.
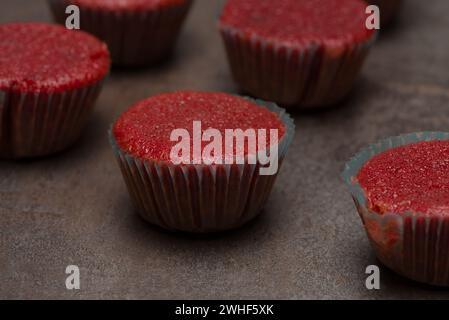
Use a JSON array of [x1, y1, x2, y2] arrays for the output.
[[0, 22, 109, 159], [110, 91, 294, 233], [343, 132, 449, 286], [49, 0, 193, 66], [369, 0, 402, 26], [219, 0, 376, 110]]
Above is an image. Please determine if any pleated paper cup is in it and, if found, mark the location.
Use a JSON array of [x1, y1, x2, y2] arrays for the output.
[[49, 0, 193, 66], [110, 98, 295, 233], [0, 81, 104, 159], [342, 132, 449, 286], [219, 24, 376, 110]]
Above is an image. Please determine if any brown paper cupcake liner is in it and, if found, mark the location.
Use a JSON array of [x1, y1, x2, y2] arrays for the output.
[[219, 25, 376, 110], [49, 0, 193, 66], [0, 81, 103, 159], [110, 97, 295, 233], [342, 132, 449, 286]]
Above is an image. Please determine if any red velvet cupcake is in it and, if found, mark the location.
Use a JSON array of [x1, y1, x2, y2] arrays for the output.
[[49, 0, 193, 66], [0, 22, 110, 159], [110, 91, 294, 233], [369, 0, 402, 26], [219, 0, 376, 110], [343, 132, 449, 286]]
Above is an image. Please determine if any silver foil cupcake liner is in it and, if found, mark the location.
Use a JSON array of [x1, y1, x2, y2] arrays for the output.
[[219, 24, 376, 110], [110, 97, 295, 233], [49, 0, 193, 66], [0, 81, 104, 159], [342, 132, 449, 286]]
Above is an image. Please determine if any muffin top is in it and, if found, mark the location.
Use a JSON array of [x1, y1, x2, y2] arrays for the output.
[[71, 0, 187, 11], [357, 140, 449, 216], [219, 0, 374, 48], [0, 23, 110, 93], [113, 91, 286, 163]]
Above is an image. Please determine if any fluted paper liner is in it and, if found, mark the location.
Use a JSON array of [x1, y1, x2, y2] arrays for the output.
[[219, 24, 376, 110], [342, 132, 449, 286], [49, 0, 193, 66], [0, 81, 104, 159], [110, 97, 295, 233]]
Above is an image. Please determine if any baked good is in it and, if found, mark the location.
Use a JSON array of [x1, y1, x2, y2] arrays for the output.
[[343, 132, 449, 286], [219, 0, 376, 110], [49, 0, 193, 66], [0, 22, 110, 158], [110, 91, 295, 232]]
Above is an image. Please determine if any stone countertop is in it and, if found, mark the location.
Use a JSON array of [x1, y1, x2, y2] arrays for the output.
[[2, 0, 449, 299]]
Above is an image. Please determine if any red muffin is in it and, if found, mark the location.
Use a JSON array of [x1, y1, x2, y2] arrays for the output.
[[343, 132, 449, 286], [49, 0, 193, 66], [0, 22, 110, 158], [110, 91, 294, 233], [369, 0, 402, 26], [219, 0, 376, 110]]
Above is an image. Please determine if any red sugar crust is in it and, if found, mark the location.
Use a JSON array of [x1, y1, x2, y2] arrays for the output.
[[71, 0, 187, 11], [113, 91, 286, 162], [0, 23, 110, 93], [357, 140, 449, 216], [219, 0, 374, 48]]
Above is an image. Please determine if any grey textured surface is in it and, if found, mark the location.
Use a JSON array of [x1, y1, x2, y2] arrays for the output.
[[2, 0, 449, 299]]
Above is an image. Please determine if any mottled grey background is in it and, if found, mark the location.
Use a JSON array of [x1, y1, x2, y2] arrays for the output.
[[1, 0, 449, 299]]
